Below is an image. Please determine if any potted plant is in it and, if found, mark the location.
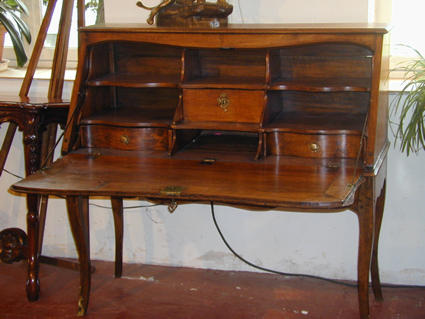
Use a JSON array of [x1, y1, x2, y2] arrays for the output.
[[85, 0, 104, 24], [0, 0, 31, 67], [42, 0, 105, 24], [392, 46, 425, 155]]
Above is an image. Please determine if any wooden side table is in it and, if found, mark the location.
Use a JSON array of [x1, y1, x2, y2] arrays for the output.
[[0, 97, 68, 264], [0, 0, 86, 267]]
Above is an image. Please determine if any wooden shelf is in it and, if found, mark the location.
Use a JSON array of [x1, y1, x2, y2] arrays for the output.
[[269, 80, 370, 92], [87, 73, 180, 88], [81, 107, 173, 128], [172, 121, 261, 132], [182, 77, 266, 89], [264, 111, 365, 134]]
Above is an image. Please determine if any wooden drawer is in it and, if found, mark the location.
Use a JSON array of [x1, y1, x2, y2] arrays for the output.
[[183, 89, 265, 123], [80, 125, 168, 151], [266, 131, 361, 158]]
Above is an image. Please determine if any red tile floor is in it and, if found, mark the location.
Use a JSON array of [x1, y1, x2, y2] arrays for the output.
[[1, 260, 424, 318]]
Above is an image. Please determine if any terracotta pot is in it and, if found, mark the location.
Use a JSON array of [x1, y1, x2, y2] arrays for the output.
[[0, 25, 6, 61]]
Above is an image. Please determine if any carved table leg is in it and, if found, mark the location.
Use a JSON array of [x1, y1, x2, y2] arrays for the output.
[[353, 177, 374, 319], [66, 196, 91, 316], [26, 194, 41, 302], [22, 117, 45, 303], [111, 197, 124, 278], [22, 118, 42, 177], [371, 178, 386, 301]]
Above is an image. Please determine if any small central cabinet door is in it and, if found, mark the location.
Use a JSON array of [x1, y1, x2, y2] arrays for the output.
[[183, 89, 264, 124]]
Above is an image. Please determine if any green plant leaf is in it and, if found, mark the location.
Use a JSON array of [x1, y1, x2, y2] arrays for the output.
[[6, 7, 31, 43], [2, 0, 28, 14], [11, 0, 29, 15], [0, 11, 27, 66], [391, 45, 425, 155], [0, 0, 31, 67]]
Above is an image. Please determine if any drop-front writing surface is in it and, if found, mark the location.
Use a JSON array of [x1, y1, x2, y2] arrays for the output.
[[11, 24, 389, 318]]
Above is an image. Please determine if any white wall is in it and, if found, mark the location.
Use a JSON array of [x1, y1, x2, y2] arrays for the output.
[[1, 0, 424, 286], [105, 0, 370, 24]]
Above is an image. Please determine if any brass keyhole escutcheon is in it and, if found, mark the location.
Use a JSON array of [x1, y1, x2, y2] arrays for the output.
[[217, 93, 230, 112], [310, 143, 320, 152], [120, 135, 130, 145]]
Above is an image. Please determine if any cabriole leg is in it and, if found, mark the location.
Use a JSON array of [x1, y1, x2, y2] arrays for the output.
[[26, 193, 41, 302], [66, 195, 91, 316], [353, 177, 374, 319], [371, 178, 386, 301], [111, 197, 124, 278]]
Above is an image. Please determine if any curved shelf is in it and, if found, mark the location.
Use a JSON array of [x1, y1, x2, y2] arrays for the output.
[[269, 81, 370, 92], [87, 73, 180, 88], [182, 77, 267, 90], [81, 108, 173, 128], [172, 121, 261, 132], [263, 111, 365, 135]]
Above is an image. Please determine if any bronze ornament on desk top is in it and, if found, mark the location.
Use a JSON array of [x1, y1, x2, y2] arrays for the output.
[[136, 0, 233, 27]]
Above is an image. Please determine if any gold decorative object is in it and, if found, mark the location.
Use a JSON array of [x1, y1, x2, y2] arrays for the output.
[[167, 199, 178, 213], [160, 185, 184, 196], [120, 135, 130, 145], [309, 143, 320, 153], [217, 93, 230, 112], [136, 0, 233, 27]]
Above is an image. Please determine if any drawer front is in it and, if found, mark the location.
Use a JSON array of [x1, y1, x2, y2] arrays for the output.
[[266, 132, 361, 158], [80, 125, 168, 151], [183, 89, 265, 123]]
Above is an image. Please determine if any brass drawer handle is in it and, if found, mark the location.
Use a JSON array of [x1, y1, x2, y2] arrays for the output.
[[120, 135, 130, 145], [309, 143, 320, 153], [217, 93, 230, 112]]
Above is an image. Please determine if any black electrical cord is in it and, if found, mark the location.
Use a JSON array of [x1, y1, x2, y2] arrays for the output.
[[210, 201, 425, 290], [210, 201, 357, 288], [89, 202, 160, 210], [1, 168, 24, 180]]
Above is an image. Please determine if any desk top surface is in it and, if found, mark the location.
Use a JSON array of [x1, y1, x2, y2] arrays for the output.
[[82, 23, 389, 34]]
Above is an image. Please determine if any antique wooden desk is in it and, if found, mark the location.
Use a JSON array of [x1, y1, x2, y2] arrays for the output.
[[11, 23, 389, 318]]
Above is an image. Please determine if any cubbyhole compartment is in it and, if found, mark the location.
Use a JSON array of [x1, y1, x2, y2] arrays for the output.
[[79, 88, 180, 151], [86, 41, 183, 87], [263, 91, 368, 159], [80, 87, 180, 125], [170, 130, 263, 161], [269, 43, 373, 92], [183, 48, 267, 89]]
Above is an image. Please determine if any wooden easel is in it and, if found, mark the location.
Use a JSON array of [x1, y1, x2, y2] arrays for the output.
[[0, 0, 85, 270]]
